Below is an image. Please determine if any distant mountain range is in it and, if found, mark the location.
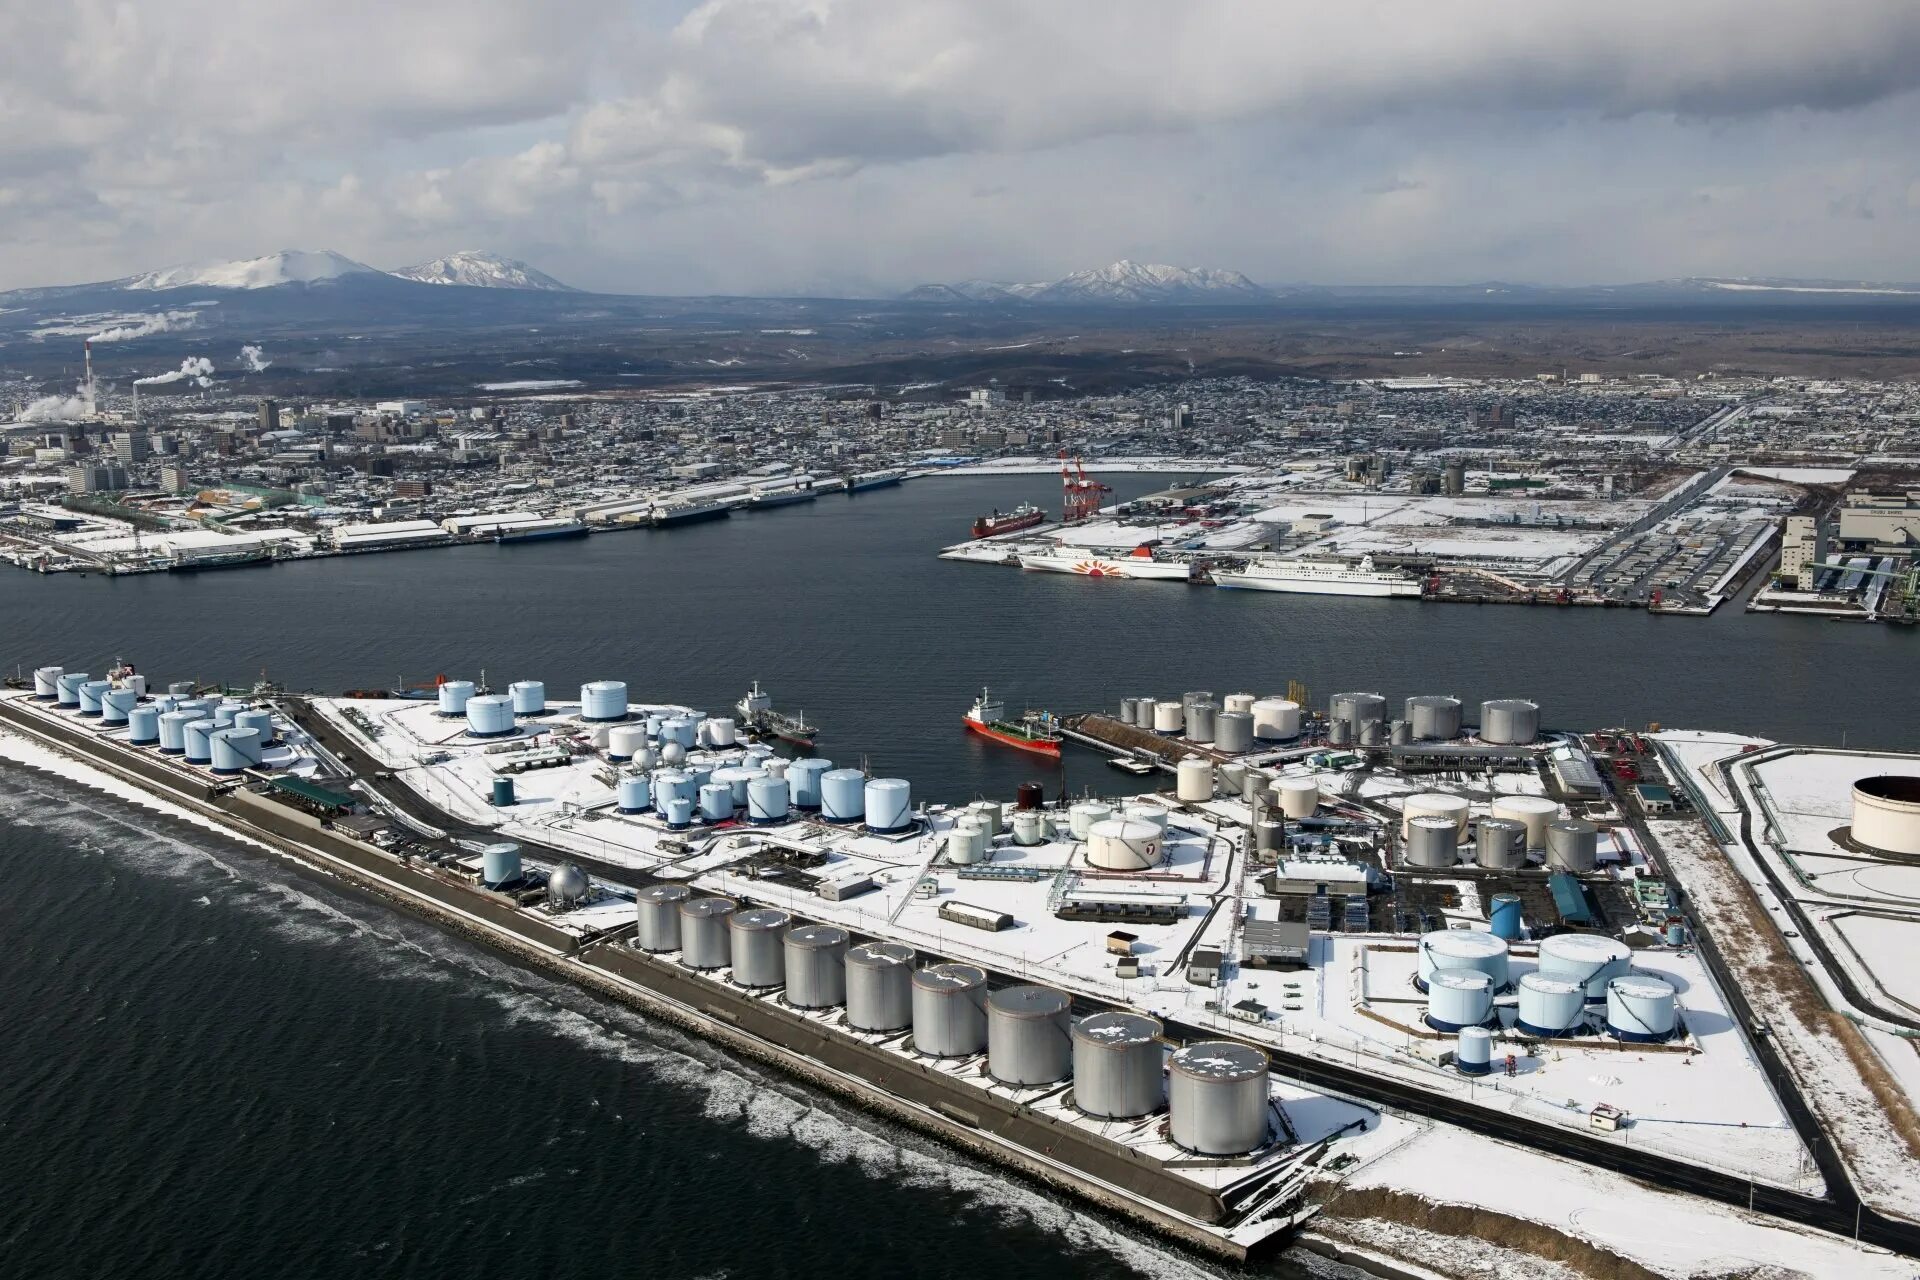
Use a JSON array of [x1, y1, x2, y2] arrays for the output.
[[119, 248, 575, 293], [904, 260, 1274, 305]]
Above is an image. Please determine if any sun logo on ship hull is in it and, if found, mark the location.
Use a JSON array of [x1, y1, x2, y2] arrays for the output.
[[1073, 560, 1124, 576]]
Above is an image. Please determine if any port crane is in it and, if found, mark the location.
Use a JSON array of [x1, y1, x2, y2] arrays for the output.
[[1810, 559, 1920, 622], [1059, 450, 1111, 523]]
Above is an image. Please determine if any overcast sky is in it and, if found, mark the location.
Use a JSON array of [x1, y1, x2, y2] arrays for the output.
[[6, 0, 1920, 294]]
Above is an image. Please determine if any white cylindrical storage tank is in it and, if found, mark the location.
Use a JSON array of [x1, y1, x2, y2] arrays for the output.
[[946, 818, 987, 865], [987, 986, 1073, 1086], [1401, 792, 1471, 838], [911, 963, 988, 1057], [1273, 777, 1319, 820], [634, 884, 691, 951], [698, 782, 735, 823], [1475, 817, 1527, 869], [1223, 693, 1256, 715], [1251, 698, 1302, 741], [968, 801, 1004, 838], [1184, 701, 1218, 743], [33, 666, 62, 699], [1168, 1042, 1270, 1156], [1068, 802, 1113, 839], [509, 680, 545, 715], [1405, 695, 1463, 741], [1122, 802, 1169, 834], [1087, 818, 1163, 871], [56, 672, 89, 707], [1606, 976, 1679, 1043], [481, 842, 522, 888], [784, 925, 849, 1009], [763, 757, 790, 782], [1546, 819, 1600, 873], [846, 941, 915, 1031], [1852, 777, 1920, 856], [212, 702, 241, 729], [1480, 699, 1541, 745], [1538, 933, 1633, 1003], [158, 710, 195, 753], [1152, 700, 1185, 733], [437, 680, 474, 716], [1405, 815, 1460, 868], [705, 716, 738, 747], [127, 705, 161, 745], [1012, 809, 1046, 846], [580, 680, 628, 721], [466, 694, 514, 737], [616, 774, 652, 814], [1416, 930, 1510, 991], [662, 716, 698, 748], [1491, 795, 1560, 850], [1214, 712, 1255, 755], [1072, 1012, 1165, 1118], [711, 765, 763, 807], [786, 758, 832, 810], [182, 718, 217, 764], [747, 775, 790, 824], [209, 727, 262, 775], [1516, 972, 1589, 1037], [1424, 968, 1494, 1032], [728, 908, 789, 988], [650, 769, 692, 812], [1456, 1026, 1493, 1076], [235, 708, 275, 746], [78, 680, 111, 715], [101, 687, 138, 724], [677, 897, 737, 969], [863, 778, 911, 833], [821, 768, 866, 822], [1176, 758, 1214, 803], [607, 725, 648, 761]]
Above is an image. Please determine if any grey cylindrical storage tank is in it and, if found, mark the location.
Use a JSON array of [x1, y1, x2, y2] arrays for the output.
[[864, 778, 912, 833], [1184, 702, 1217, 743], [1182, 690, 1215, 709], [1405, 696, 1462, 741], [1071, 1012, 1165, 1118], [437, 680, 474, 716], [158, 710, 195, 753], [1476, 817, 1527, 869], [911, 963, 988, 1057], [846, 941, 914, 1031], [466, 694, 515, 737], [481, 842, 522, 887], [1480, 699, 1540, 745], [1119, 697, 1138, 725], [57, 672, 88, 707], [821, 768, 866, 822], [127, 705, 161, 745], [1389, 719, 1412, 745], [168, 680, 196, 697], [235, 708, 275, 746], [784, 925, 849, 1009], [1546, 819, 1599, 873], [509, 680, 546, 715], [32, 665, 62, 699], [1214, 711, 1254, 754], [183, 718, 217, 763], [729, 908, 789, 988], [1327, 718, 1352, 746], [1358, 719, 1387, 747], [635, 884, 691, 951], [678, 897, 737, 969], [1168, 1042, 1270, 1156], [987, 986, 1073, 1086], [101, 687, 138, 724], [1330, 691, 1386, 732], [1405, 815, 1460, 868], [580, 680, 628, 721]]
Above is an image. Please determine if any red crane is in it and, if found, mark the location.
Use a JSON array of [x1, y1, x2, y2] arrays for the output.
[[1059, 450, 1112, 523]]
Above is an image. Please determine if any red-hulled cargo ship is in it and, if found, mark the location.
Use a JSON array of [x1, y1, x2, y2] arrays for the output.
[[970, 503, 1045, 539], [962, 687, 1062, 756]]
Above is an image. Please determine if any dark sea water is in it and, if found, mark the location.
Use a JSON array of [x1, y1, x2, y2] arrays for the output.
[[1, 475, 1913, 1278]]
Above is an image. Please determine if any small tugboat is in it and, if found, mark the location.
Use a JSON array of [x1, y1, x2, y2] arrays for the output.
[[962, 687, 1062, 757]]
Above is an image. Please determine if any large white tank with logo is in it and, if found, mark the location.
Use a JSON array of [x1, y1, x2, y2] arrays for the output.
[[1087, 819, 1162, 871]]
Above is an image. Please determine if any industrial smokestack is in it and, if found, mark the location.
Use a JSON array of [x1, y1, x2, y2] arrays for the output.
[[83, 340, 95, 417]]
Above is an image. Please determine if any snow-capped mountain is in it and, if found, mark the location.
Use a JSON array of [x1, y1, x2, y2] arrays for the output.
[[126, 249, 381, 291], [904, 260, 1273, 305], [391, 251, 575, 292]]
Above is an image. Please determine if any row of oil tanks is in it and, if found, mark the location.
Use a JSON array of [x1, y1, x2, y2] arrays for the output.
[[1415, 929, 1678, 1043], [632, 887, 1274, 1153], [617, 756, 914, 833], [1117, 692, 1304, 751], [1325, 693, 1540, 748], [1397, 794, 1598, 872], [436, 679, 549, 736], [36, 667, 280, 775]]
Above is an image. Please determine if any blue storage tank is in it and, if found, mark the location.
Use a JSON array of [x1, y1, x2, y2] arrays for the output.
[[580, 680, 628, 721], [864, 779, 912, 833], [1605, 977, 1679, 1043], [78, 680, 111, 715], [509, 680, 545, 715], [491, 777, 516, 807], [437, 680, 475, 716], [787, 758, 833, 811], [821, 768, 866, 822], [1489, 894, 1523, 941], [33, 665, 63, 700], [154, 695, 179, 714], [183, 719, 217, 763], [481, 843, 522, 888], [1424, 968, 1494, 1032], [101, 688, 139, 723], [665, 796, 694, 829], [747, 775, 790, 824], [1515, 972, 1589, 1038], [1665, 920, 1687, 947], [466, 694, 515, 737], [236, 709, 275, 745], [617, 775, 652, 814], [651, 769, 696, 811], [1456, 1026, 1493, 1076], [127, 705, 161, 745], [662, 716, 698, 748], [57, 672, 89, 706], [699, 782, 735, 823], [210, 727, 262, 774], [213, 702, 241, 729], [644, 713, 666, 738], [712, 765, 764, 807], [158, 711, 195, 753]]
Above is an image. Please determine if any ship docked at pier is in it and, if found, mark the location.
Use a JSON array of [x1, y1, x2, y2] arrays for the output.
[[971, 504, 1045, 539], [735, 681, 820, 747], [1213, 553, 1423, 598], [961, 687, 1061, 756], [1017, 545, 1193, 580]]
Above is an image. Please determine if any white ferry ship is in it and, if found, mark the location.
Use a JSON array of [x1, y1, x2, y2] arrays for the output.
[[1212, 553, 1423, 598], [1016, 547, 1193, 580]]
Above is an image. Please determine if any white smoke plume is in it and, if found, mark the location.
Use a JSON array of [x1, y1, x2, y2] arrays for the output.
[[89, 310, 201, 343], [23, 393, 91, 421], [238, 344, 270, 372], [135, 356, 215, 388]]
